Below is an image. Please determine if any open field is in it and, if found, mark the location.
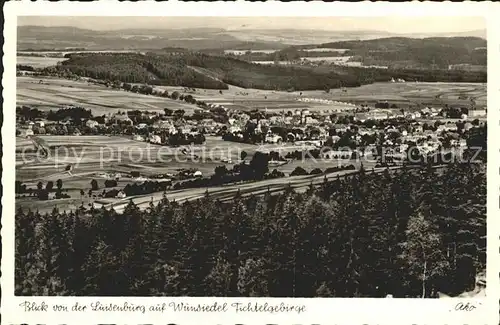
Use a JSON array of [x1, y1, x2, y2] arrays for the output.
[[252, 57, 361, 66], [163, 81, 486, 110], [17, 76, 196, 115], [16, 135, 243, 179], [16, 135, 324, 182], [15, 134, 232, 212], [293, 82, 487, 108], [302, 56, 352, 62], [303, 48, 349, 53], [17, 134, 338, 213], [17, 56, 67, 68], [18, 76, 486, 117]]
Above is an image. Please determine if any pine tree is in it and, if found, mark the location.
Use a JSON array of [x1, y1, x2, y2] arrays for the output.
[[144, 196, 180, 295], [335, 175, 367, 297], [296, 195, 333, 296], [133, 202, 161, 295], [122, 200, 147, 295], [48, 212, 72, 295], [82, 239, 126, 295], [67, 213, 88, 294], [148, 262, 181, 296], [445, 162, 486, 294], [237, 258, 269, 296], [15, 208, 37, 295], [31, 212, 54, 295], [204, 252, 232, 296], [218, 194, 254, 296], [174, 201, 208, 295], [268, 190, 300, 296], [316, 281, 333, 297]]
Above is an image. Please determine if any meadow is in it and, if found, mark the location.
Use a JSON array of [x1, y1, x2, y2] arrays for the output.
[[17, 77, 195, 116], [295, 82, 486, 108], [162, 80, 486, 112], [16, 134, 322, 212], [16, 131, 369, 213]]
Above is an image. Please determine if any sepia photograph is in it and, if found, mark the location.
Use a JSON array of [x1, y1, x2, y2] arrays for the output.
[[14, 15, 487, 299]]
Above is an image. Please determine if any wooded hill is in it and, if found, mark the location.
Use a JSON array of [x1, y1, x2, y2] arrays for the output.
[[16, 162, 485, 297], [292, 37, 487, 69], [44, 50, 486, 91]]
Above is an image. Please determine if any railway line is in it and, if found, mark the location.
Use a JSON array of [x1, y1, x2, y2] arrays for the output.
[[102, 164, 446, 213]]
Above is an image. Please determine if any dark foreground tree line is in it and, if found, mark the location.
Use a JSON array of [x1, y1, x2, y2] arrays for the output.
[[15, 162, 485, 297]]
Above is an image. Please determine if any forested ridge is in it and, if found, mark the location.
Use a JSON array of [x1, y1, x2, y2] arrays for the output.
[[53, 53, 229, 89], [15, 162, 485, 297], [41, 51, 486, 91], [294, 37, 487, 69]]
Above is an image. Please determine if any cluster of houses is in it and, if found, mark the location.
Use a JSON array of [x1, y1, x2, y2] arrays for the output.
[[16, 99, 486, 203], [353, 107, 439, 121], [17, 99, 486, 167], [316, 120, 474, 161], [85, 113, 135, 128], [221, 104, 486, 160]]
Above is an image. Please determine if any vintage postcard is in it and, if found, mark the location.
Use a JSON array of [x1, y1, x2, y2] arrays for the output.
[[2, 1, 499, 325]]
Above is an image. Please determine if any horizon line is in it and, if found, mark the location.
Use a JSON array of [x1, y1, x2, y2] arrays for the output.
[[17, 24, 486, 35]]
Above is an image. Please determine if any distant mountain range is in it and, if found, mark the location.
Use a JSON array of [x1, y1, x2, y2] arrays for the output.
[[402, 29, 486, 39], [17, 25, 486, 51], [224, 28, 486, 45]]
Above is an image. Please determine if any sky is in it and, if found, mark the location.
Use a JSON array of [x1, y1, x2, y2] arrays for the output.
[[18, 16, 485, 34]]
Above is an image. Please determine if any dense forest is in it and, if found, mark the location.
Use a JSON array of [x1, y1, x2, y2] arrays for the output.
[[15, 161, 485, 297], [49, 53, 228, 89], [42, 51, 486, 91], [294, 37, 487, 69]]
